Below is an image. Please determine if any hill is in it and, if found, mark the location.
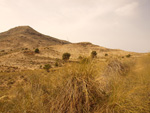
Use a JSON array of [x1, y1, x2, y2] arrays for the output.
[[0, 41, 141, 72], [0, 26, 70, 50], [0, 26, 149, 113], [0, 26, 143, 72], [37, 42, 138, 59]]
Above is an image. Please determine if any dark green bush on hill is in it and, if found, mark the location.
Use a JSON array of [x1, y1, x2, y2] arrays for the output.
[[43, 64, 51, 72], [126, 54, 131, 58], [35, 48, 39, 53], [62, 53, 71, 61], [55, 62, 59, 67], [105, 53, 108, 56], [91, 51, 97, 58], [78, 56, 83, 60]]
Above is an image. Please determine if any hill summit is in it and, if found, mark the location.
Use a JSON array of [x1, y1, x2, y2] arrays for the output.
[[0, 26, 70, 50], [0, 26, 38, 35]]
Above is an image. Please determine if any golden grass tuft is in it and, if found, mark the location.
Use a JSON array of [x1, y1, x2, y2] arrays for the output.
[[50, 62, 107, 113]]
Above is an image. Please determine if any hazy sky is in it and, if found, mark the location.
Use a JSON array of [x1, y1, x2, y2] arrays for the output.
[[0, 0, 150, 52]]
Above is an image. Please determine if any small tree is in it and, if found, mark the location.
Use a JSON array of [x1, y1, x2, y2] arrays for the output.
[[62, 53, 71, 61], [91, 51, 97, 58], [35, 48, 40, 53], [43, 64, 51, 72]]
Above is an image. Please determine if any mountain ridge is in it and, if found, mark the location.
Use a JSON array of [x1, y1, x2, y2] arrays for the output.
[[0, 26, 70, 50], [0, 26, 143, 72]]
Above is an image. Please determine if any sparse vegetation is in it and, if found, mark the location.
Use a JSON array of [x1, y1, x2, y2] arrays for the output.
[[62, 52, 71, 61], [0, 55, 150, 113], [0, 25, 149, 113], [91, 51, 97, 58], [126, 54, 131, 58], [78, 55, 83, 60], [43, 64, 51, 72], [55, 62, 59, 67], [35, 48, 40, 53], [105, 53, 108, 56], [1, 50, 5, 52], [80, 57, 90, 64], [40, 65, 42, 69]]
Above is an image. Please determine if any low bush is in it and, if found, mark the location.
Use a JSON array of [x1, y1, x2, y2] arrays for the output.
[[126, 54, 131, 58], [35, 48, 40, 53], [43, 64, 51, 72], [62, 53, 71, 61], [105, 53, 108, 56], [55, 62, 59, 67], [91, 51, 97, 58]]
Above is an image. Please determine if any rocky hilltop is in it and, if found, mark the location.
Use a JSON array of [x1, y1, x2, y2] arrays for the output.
[[0, 26, 70, 50]]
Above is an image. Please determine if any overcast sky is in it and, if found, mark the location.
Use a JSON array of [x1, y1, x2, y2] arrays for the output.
[[0, 0, 150, 52]]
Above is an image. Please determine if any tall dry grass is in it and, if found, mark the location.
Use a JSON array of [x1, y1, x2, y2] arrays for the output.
[[95, 56, 150, 113], [0, 55, 150, 113], [50, 61, 107, 113]]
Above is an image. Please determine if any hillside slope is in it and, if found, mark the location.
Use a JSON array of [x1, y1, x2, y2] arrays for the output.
[[37, 42, 132, 59], [0, 26, 70, 50], [0, 41, 141, 72], [0, 26, 143, 72]]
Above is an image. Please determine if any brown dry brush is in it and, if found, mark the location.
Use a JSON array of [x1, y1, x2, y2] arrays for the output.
[[0, 59, 139, 113], [93, 59, 132, 113], [104, 59, 130, 76], [96, 58, 150, 113], [50, 63, 108, 113]]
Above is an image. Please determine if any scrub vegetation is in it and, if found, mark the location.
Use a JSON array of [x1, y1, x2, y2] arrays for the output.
[[0, 54, 150, 113]]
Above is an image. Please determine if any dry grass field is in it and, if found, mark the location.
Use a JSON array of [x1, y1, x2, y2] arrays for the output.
[[0, 54, 150, 113], [0, 26, 149, 113]]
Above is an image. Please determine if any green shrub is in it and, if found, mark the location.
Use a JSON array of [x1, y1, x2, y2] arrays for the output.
[[126, 54, 131, 58], [62, 53, 71, 61], [105, 53, 108, 56], [39, 65, 42, 69], [43, 64, 51, 72], [55, 62, 59, 67], [35, 48, 40, 53], [78, 56, 83, 60], [91, 51, 97, 58]]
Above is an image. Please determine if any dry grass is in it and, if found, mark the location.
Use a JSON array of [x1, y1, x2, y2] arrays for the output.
[[0, 55, 150, 113], [96, 55, 150, 113], [50, 61, 107, 113]]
